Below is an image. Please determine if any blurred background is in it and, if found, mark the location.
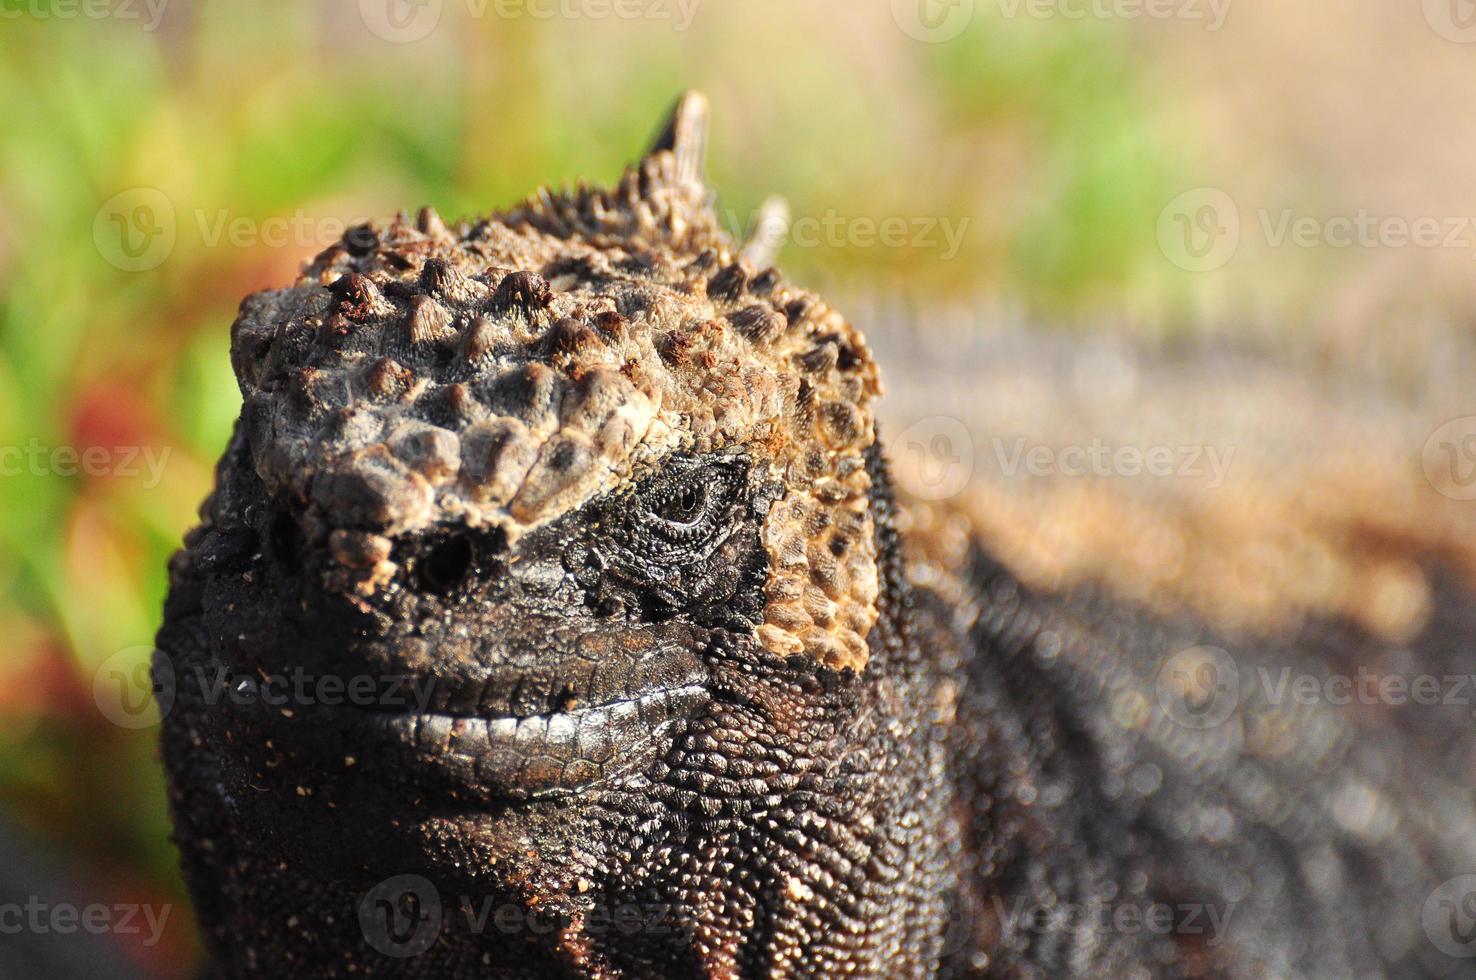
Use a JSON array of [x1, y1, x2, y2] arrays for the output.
[[2, 1, 1475, 974]]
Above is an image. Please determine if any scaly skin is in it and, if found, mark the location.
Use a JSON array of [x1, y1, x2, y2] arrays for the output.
[[156, 93, 1476, 977]]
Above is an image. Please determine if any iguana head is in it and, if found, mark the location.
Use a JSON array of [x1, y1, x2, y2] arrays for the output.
[[161, 94, 952, 974], [230, 91, 881, 674]]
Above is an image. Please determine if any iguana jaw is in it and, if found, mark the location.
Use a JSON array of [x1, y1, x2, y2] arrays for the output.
[[235, 633, 712, 802]]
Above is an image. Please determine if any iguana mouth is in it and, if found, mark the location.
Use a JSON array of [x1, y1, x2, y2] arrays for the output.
[[233, 637, 712, 800], [342, 679, 711, 799]]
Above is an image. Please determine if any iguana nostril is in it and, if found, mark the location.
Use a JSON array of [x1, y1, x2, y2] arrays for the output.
[[266, 510, 300, 564], [421, 534, 474, 593]]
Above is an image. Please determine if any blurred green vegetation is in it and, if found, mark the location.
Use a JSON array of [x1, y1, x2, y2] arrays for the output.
[[0, 2, 1200, 973]]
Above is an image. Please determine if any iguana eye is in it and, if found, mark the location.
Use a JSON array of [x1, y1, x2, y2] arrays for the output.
[[577, 454, 762, 625], [652, 483, 707, 526], [610, 456, 749, 559]]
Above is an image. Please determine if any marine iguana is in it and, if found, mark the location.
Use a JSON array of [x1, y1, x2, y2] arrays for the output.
[[155, 92, 1476, 978]]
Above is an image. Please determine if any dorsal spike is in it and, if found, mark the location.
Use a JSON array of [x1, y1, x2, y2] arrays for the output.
[[647, 90, 709, 191]]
